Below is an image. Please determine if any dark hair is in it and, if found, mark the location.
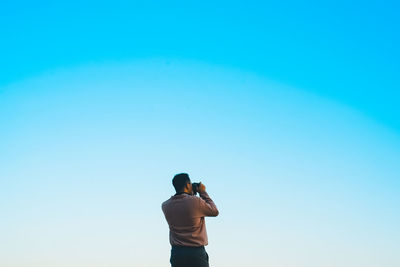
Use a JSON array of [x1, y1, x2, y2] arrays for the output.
[[172, 173, 191, 192]]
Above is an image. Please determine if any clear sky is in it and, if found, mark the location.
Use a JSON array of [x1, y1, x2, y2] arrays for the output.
[[0, 1, 399, 267]]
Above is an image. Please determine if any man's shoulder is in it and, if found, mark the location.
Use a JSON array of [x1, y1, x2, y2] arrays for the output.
[[162, 194, 199, 206], [162, 197, 173, 207]]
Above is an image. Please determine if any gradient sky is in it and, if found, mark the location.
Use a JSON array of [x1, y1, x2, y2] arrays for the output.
[[1, 1, 399, 267]]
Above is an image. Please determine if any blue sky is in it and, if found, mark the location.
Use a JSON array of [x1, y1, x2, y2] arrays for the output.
[[1, 1, 399, 266], [1, 0, 400, 129]]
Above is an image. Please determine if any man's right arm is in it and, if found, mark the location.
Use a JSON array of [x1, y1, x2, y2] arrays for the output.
[[197, 183, 219, 217]]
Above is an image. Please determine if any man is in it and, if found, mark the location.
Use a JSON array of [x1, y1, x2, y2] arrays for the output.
[[162, 173, 219, 267]]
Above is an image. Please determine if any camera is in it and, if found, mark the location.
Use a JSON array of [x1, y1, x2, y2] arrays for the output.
[[192, 182, 201, 195]]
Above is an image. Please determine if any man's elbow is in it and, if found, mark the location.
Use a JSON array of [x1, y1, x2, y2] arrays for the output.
[[213, 209, 219, 217]]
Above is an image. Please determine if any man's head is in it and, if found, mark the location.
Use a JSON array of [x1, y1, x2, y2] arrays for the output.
[[172, 173, 192, 194]]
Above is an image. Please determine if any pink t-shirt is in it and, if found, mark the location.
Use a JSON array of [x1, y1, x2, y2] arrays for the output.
[[162, 192, 219, 247]]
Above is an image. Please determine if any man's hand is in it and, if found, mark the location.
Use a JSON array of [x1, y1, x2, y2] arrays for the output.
[[198, 182, 206, 194]]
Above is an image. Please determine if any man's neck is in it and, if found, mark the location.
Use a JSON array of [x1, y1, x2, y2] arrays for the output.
[[175, 191, 191, 196]]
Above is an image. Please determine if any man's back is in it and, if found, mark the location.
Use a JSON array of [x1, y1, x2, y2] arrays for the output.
[[162, 192, 219, 247]]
